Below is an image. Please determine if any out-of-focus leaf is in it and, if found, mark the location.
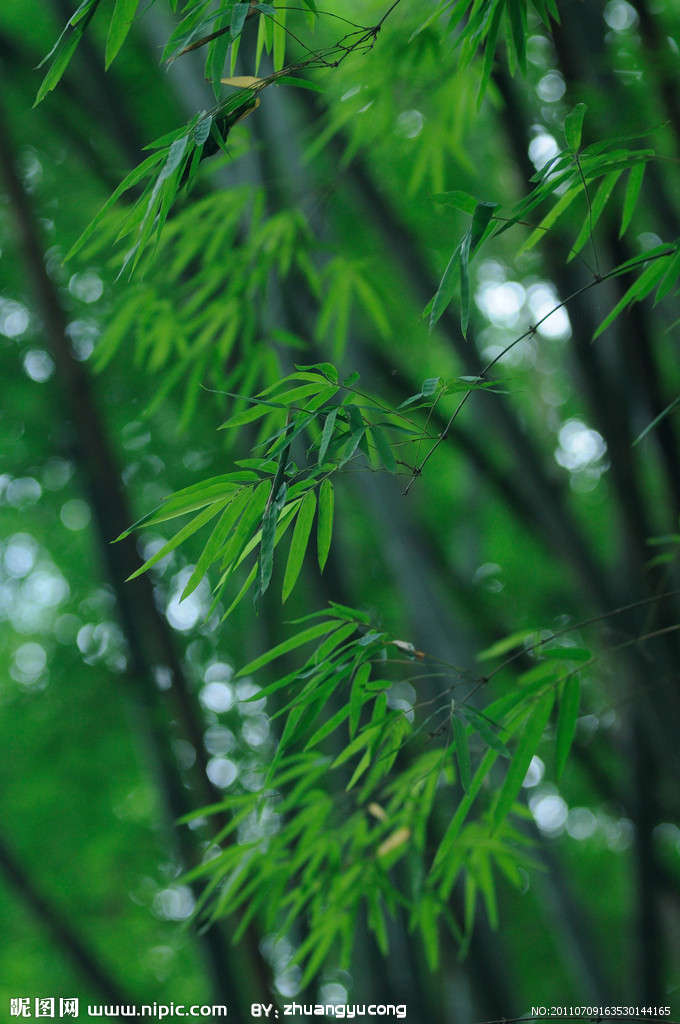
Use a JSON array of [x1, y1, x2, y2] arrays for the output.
[[453, 715, 471, 792], [491, 691, 555, 830], [555, 676, 580, 779], [633, 395, 680, 446]]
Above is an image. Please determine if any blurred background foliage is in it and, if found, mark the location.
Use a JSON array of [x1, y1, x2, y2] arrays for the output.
[[1, 0, 680, 1019]]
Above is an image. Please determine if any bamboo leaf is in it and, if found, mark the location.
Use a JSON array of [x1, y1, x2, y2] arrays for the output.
[[35, 0, 99, 105], [258, 502, 278, 598], [282, 490, 317, 602], [594, 257, 669, 338], [507, 0, 527, 73], [237, 620, 342, 676], [564, 103, 587, 152], [431, 190, 478, 215], [620, 161, 645, 237], [370, 425, 397, 474], [220, 480, 270, 569], [569, 170, 622, 260], [181, 487, 253, 599], [126, 499, 228, 581], [429, 240, 462, 332], [106, 0, 139, 67], [318, 407, 339, 467], [317, 479, 334, 572], [230, 2, 250, 38], [460, 706, 510, 758], [432, 746, 499, 875], [655, 241, 680, 303], [492, 690, 555, 830], [555, 676, 580, 779], [453, 714, 471, 793], [349, 662, 372, 738], [633, 395, 680, 446], [459, 227, 471, 337]]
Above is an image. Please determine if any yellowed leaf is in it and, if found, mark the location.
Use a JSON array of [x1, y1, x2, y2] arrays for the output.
[[377, 827, 411, 858], [368, 802, 388, 822], [221, 75, 263, 88]]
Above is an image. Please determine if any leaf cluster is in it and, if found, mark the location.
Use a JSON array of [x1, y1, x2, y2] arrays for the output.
[[179, 604, 591, 976]]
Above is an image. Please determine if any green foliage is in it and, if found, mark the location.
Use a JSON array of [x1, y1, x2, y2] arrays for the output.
[[174, 605, 602, 974], [22, 0, 680, 1001]]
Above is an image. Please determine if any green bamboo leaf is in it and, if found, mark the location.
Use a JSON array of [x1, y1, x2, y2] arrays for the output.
[[318, 407, 339, 467], [258, 480, 288, 599], [564, 103, 587, 152], [65, 149, 166, 261], [478, 0, 504, 103], [231, 2, 250, 38], [459, 227, 471, 337], [192, 112, 213, 146], [474, 848, 499, 929], [476, 627, 541, 661], [633, 395, 680, 446], [594, 257, 669, 338], [276, 75, 325, 93], [220, 402, 278, 430], [453, 714, 471, 793], [297, 923, 339, 991], [106, 0, 139, 67], [181, 487, 253, 600], [569, 170, 622, 260], [304, 703, 351, 750], [432, 746, 499, 876], [117, 475, 255, 538], [655, 241, 680, 303], [258, 504, 278, 598], [470, 200, 499, 254], [507, 0, 527, 73], [317, 479, 334, 572], [282, 490, 317, 602], [418, 893, 441, 971], [430, 191, 478, 214], [519, 186, 580, 255], [620, 161, 645, 237], [221, 563, 258, 620], [370, 425, 397, 474], [126, 499, 228, 581], [555, 676, 580, 779], [460, 706, 510, 758], [35, 0, 100, 105], [349, 662, 372, 738], [237, 620, 341, 676], [220, 480, 270, 569], [429, 240, 462, 332], [492, 690, 555, 830]]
